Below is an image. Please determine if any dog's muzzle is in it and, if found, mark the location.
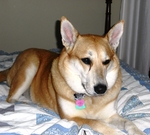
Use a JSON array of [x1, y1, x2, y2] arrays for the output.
[[94, 84, 107, 95]]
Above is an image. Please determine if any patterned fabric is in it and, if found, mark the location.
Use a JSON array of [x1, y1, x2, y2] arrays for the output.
[[118, 61, 150, 134], [0, 50, 150, 134]]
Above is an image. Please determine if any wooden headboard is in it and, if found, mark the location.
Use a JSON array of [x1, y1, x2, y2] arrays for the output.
[[104, 0, 112, 34]]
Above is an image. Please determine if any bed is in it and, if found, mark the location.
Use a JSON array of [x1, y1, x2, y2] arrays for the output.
[[1, 1, 150, 135]]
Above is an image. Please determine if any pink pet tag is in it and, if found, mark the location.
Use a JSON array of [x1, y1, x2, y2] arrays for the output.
[[74, 93, 86, 110]]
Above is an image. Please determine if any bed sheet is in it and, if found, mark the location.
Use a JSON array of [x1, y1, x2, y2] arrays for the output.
[[0, 50, 150, 135]]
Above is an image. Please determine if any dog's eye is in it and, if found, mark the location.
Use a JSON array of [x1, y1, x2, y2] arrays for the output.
[[81, 58, 91, 65], [102, 59, 111, 65]]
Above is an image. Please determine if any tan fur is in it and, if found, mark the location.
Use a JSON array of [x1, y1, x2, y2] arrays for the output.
[[0, 17, 145, 135]]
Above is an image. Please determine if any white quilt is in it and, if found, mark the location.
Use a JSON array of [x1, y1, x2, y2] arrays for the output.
[[0, 50, 150, 135]]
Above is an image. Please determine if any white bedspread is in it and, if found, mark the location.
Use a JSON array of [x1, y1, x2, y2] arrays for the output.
[[0, 50, 150, 135]]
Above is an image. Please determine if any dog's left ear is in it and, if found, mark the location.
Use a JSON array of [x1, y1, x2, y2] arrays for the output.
[[60, 16, 79, 51], [106, 21, 124, 51]]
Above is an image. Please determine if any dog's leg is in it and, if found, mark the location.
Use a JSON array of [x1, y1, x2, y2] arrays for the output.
[[72, 117, 127, 135], [7, 64, 38, 103], [107, 114, 145, 135]]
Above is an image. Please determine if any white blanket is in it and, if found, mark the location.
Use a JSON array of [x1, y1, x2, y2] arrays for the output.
[[0, 50, 150, 135]]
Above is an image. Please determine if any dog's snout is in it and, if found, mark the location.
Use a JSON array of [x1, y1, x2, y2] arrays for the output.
[[94, 84, 107, 95]]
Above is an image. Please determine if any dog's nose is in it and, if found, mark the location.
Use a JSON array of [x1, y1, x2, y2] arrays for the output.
[[94, 84, 107, 95]]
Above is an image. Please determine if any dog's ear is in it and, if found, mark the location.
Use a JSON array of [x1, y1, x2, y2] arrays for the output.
[[106, 21, 124, 51], [60, 16, 79, 51]]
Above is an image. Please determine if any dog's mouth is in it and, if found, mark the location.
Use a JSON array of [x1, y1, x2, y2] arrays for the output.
[[82, 83, 92, 96]]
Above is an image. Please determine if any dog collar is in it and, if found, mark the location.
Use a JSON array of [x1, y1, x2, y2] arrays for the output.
[[74, 93, 86, 110]]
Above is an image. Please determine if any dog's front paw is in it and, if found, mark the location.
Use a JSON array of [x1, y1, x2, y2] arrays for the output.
[[102, 129, 127, 135], [127, 127, 146, 135], [115, 131, 127, 135]]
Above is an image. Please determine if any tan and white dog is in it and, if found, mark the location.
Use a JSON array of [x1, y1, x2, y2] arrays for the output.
[[0, 17, 145, 135]]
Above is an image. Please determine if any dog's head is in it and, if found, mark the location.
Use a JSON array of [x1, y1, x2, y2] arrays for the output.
[[59, 16, 124, 96]]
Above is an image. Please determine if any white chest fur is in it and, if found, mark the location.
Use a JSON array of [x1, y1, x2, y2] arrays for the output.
[[58, 96, 117, 120]]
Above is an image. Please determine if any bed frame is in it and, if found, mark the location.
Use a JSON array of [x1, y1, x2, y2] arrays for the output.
[[104, 0, 112, 34]]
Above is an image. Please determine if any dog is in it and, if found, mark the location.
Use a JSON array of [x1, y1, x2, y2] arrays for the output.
[[0, 16, 145, 135]]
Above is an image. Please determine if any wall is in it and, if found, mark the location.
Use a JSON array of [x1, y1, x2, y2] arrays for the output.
[[0, 0, 121, 52]]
